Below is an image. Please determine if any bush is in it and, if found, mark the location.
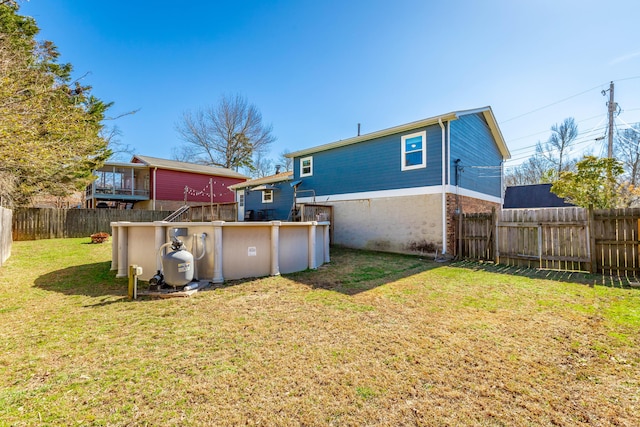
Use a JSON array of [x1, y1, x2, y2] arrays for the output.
[[90, 232, 109, 244]]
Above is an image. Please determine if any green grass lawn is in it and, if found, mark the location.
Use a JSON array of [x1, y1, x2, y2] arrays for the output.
[[0, 238, 638, 426]]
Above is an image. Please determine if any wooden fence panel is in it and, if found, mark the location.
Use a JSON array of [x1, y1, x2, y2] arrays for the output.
[[460, 212, 493, 260], [463, 207, 591, 272], [592, 208, 640, 275], [461, 206, 640, 276], [12, 209, 171, 241], [299, 204, 332, 222], [185, 203, 237, 222], [299, 204, 333, 243]]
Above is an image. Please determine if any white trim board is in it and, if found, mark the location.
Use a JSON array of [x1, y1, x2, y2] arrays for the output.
[[296, 186, 502, 205]]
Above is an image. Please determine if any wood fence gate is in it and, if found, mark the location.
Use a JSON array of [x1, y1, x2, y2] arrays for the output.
[[459, 207, 640, 276]]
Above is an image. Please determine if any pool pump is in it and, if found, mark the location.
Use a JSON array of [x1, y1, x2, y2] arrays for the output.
[[149, 237, 194, 291]]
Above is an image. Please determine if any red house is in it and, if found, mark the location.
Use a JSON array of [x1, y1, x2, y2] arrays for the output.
[[85, 155, 248, 210]]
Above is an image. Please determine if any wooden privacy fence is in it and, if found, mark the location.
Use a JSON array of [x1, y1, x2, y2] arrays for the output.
[[299, 204, 333, 242], [12, 208, 171, 241], [459, 207, 640, 276]]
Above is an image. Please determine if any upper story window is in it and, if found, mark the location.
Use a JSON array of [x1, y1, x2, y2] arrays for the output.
[[262, 189, 273, 203], [401, 131, 427, 171], [300, 156, 313, 177], [238, 193, 245, 207]]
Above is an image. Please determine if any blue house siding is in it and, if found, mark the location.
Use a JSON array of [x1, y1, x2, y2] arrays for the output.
[[449, 113, 503, 198], [244, 180, 295, 220], [285, 107, 509, 255], [294, 124, 444, 197]]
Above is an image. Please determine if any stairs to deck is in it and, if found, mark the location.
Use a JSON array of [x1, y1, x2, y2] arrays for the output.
[[163, 205, 190, 222]]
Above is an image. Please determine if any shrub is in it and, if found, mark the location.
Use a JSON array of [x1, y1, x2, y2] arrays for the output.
[[90, 232, 110, 244]]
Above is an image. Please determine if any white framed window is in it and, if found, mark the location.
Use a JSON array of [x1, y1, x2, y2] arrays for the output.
[[238, 193, 244, 207], [401, 131, 427, 171], [300, 156, 313, 177], [262, 189, 273, 203]]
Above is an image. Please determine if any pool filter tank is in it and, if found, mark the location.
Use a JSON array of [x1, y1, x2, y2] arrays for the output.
[[161, 237, 194, 287]]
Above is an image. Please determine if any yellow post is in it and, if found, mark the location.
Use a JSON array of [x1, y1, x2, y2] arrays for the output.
[[128, 265, 135, 299], [128, 265, 141, 299]]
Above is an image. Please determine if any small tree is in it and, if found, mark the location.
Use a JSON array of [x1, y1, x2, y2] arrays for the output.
[[551, 156, 623, 208], [175, 94, 276, 171]]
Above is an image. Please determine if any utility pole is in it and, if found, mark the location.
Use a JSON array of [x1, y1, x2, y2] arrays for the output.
[[606, 81, 616, 158]]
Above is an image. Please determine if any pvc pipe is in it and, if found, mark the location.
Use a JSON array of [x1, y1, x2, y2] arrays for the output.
[[438, 118, 447, 254]]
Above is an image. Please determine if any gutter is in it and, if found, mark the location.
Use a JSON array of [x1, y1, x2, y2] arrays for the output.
[[287, 112, 458, 158], [438, 118, 447, 254]]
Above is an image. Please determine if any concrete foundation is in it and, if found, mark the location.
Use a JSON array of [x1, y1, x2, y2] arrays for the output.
[[327, 194, 443, 254]]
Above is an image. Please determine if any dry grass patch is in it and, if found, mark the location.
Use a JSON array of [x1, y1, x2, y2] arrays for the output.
[[0, 240, 638, 426]]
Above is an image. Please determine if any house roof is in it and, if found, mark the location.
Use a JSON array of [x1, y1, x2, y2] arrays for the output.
[[131, 155, 249, 179], [228, 171, 293, 190], [503, 184, 574, 209], [285, 106, 510, 160]]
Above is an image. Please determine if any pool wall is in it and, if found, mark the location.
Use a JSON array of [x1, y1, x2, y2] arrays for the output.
[[110, 220, 330, 283]]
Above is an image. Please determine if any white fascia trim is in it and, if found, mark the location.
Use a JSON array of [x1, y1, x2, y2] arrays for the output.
[[296, 185, 502, 204]]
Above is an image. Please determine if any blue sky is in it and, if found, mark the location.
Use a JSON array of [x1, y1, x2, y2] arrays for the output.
[[20, 0, 640, 171]]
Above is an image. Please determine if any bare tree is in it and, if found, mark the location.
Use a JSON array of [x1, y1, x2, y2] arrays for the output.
[[251, 150, 275, 178], [543, 117, 578, 178], [278, 149, 293, 172], [504, 150, 553, 186], [175, 94, 276, 170], [616, 124, 640, 186]]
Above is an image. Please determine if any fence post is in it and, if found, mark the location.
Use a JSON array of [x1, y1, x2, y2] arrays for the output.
[[457, 210, 463, 259], [493, 207, 499, 264], [588, 206, 596, 274], [491, 208, 502, 264]]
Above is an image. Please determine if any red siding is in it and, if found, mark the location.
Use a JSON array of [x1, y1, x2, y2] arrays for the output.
[[153, 169, 244, 203]]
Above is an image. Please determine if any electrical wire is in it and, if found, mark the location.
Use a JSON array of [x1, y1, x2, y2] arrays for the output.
[[507, 113, 607, 147], [499, 76, 640, 125], [505, 118, 640, 163], [505, 126, 608, 164], [499, 83, 605, 124]]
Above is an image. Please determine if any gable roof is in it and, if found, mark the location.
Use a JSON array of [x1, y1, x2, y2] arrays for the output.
[[228, 171, 293, 190], [286, 106, 510, 160], [132, 155, 249, 179], [503, 184, 574, 209]]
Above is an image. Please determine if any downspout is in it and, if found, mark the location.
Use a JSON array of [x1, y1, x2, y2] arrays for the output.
[[500, 160, 505, 206], [438, 118, 447, 254], [152, 167, 157, 210]]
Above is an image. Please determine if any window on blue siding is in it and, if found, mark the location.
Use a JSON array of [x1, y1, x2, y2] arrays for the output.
[[262, 190, 273, 203], [300, 156, 313, 177], [401, 131, 427, 171]]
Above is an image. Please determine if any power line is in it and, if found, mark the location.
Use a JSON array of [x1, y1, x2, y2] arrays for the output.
[[507, 113, 607, 152], [505, 120, 640, 166], [505, 133, 607, 165], [499, 83, 605, 124], [499, 76, 640, 125], [505, 125, 608, 162]]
